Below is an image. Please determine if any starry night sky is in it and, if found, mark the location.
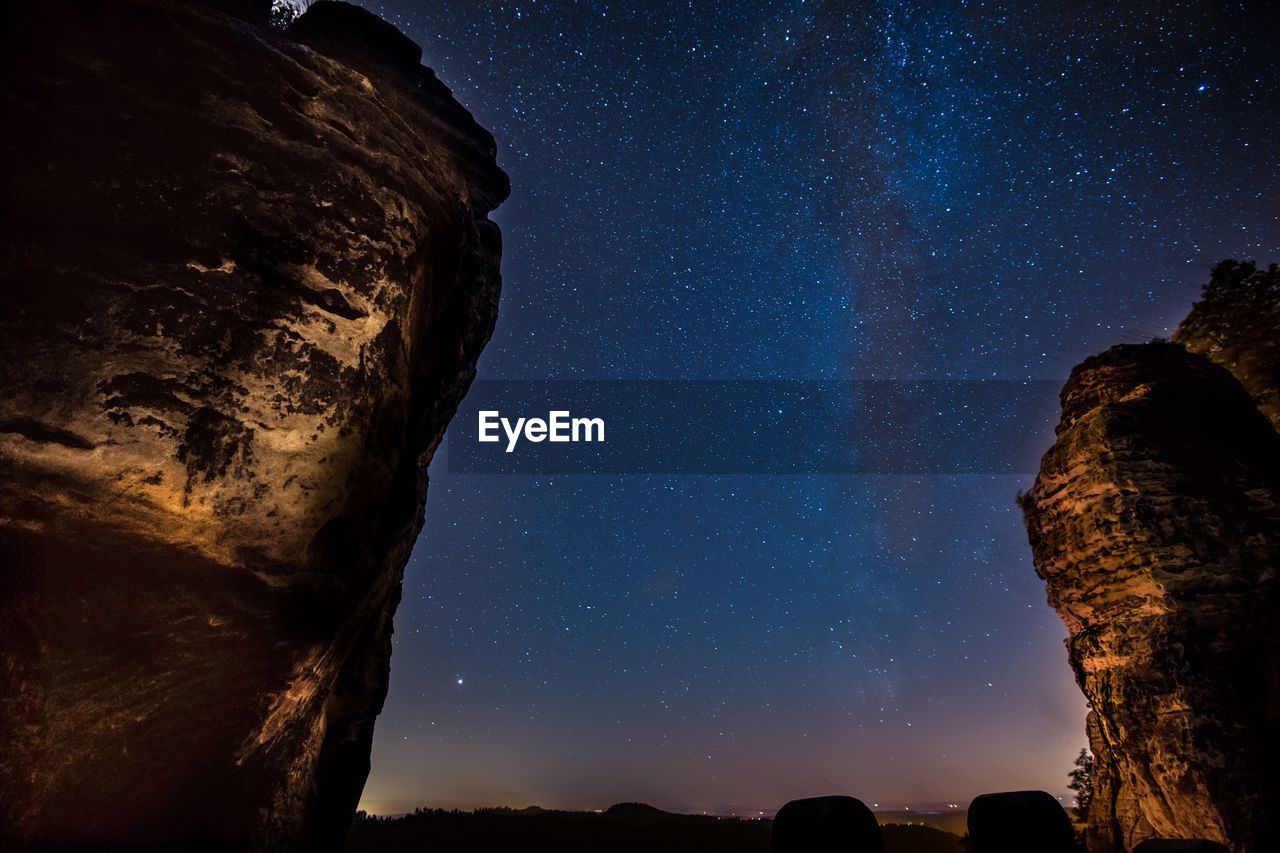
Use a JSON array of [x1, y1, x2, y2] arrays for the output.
[[346, 0, 1280, 815]]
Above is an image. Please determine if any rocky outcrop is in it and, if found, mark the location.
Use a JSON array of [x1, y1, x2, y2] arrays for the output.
[[0, 1, 506, 849], [1022, 273, 1280, 850]]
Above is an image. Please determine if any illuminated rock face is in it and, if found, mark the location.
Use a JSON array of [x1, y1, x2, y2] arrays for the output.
[[1022, 334, 1280, 851], [0, 1, 506, 848]]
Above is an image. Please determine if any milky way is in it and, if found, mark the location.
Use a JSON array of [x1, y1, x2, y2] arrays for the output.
[[345, 0, 1280, 814]]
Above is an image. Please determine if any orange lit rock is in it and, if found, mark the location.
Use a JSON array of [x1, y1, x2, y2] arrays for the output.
[[0, 1, 505, 848], [1022, 334, 1280, 852]]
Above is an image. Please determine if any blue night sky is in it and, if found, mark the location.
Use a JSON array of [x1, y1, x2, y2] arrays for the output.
[[345, 0, 1280, 815]]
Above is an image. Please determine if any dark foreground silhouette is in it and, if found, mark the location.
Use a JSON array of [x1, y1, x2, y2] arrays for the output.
[[966, 790, 1074, 853], [342, 802, 965, 853], [773, 795, 883, 853]]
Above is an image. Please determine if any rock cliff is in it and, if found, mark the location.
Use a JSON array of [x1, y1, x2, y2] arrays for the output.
[[0, 1, 507, 848], [1022, 265, 1280, 852]]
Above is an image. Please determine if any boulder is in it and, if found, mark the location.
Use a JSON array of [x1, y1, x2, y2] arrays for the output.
[[0, 1, 506, 848], [772, 795, 883, 853], [1022, 340, 1280, 851], [966, 790, 1075, 853]]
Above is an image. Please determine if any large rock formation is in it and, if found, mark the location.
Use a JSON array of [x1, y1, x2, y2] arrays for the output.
[[0, 1, 507, 848], [1022, 265, 1280, 852]]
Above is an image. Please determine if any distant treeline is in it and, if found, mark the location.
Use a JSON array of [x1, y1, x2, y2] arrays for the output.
[[344, 803, 965, 853]]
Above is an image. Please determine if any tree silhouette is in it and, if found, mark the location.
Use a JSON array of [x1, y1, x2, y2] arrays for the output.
[[1067, 749, 1094, 821]]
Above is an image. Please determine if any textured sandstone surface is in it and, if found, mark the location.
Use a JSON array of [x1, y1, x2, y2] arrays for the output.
[[0, 1, 506, 848], [1023, 333, 1280, 851]]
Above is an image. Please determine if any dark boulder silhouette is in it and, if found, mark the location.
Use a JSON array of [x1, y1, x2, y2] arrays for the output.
[[966, 790, 1074, 853], [772, 796, 884, 853]]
